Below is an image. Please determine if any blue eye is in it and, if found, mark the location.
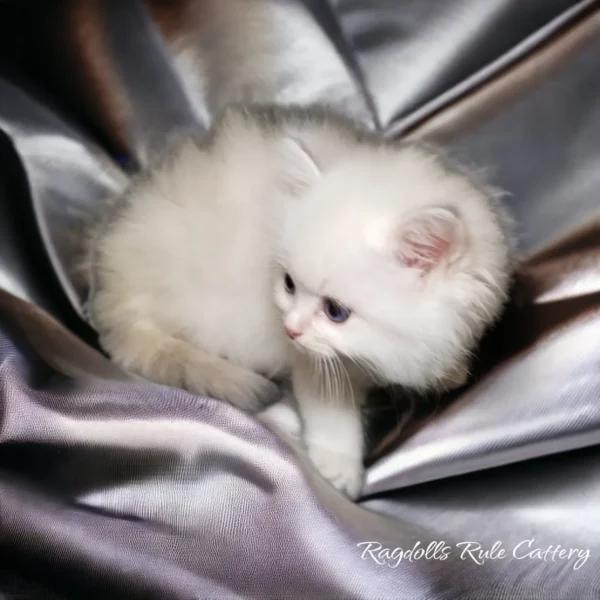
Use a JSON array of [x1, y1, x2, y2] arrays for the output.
[[323, 298, 351, 323], [284, 273, 296, 294]]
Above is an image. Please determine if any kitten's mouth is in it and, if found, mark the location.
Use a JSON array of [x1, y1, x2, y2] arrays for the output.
[[287, 337, 307, 352], [282, 328, 336, 358]]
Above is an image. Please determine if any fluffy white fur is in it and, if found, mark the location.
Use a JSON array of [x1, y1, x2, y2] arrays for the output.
[[89, 105, 512, 498]]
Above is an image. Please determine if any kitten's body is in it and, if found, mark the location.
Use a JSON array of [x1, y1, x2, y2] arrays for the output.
[[91, 110, 293, 405], [90, 105, 512, 497]]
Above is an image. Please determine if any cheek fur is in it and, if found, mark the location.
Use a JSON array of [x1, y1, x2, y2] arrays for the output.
[[302, 316, 340, 351], [273, 282, 291, 312], [320, 318, 365, 355]]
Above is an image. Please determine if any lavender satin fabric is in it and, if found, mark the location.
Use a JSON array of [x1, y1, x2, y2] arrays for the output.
[[0, 1, 599, 598]]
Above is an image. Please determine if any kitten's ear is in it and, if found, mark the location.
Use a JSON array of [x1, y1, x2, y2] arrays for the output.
[[394, 207, 465, 275], [276, 136, 321, 195]]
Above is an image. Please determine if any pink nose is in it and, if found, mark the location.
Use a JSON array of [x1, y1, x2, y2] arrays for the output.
[[285, 327, 301, 340]]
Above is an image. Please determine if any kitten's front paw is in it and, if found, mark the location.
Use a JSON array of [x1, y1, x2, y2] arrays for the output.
[[258, 402, 303, 441], [225, 371, 281, 412], [308, 444, 364, 499]]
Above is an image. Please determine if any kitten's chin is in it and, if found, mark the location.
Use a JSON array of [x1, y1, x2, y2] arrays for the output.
[[296, 339, 336, 359]]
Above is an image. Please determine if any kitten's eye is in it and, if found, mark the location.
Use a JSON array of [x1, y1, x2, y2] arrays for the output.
[[323, 298, 351, 323], [284, 273, 296, 294]]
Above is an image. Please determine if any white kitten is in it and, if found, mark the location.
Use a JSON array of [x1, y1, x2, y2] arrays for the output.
[[89, 105, 512, 498]]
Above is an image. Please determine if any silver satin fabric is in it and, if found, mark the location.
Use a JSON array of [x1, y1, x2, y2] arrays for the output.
[[0, 1, 599, 598]]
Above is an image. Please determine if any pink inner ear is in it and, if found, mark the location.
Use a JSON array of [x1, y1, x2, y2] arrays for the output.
[[395, 209, 461, 274]]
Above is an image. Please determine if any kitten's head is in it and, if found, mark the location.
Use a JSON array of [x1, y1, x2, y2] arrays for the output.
[[272, 131, 513, 390]]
